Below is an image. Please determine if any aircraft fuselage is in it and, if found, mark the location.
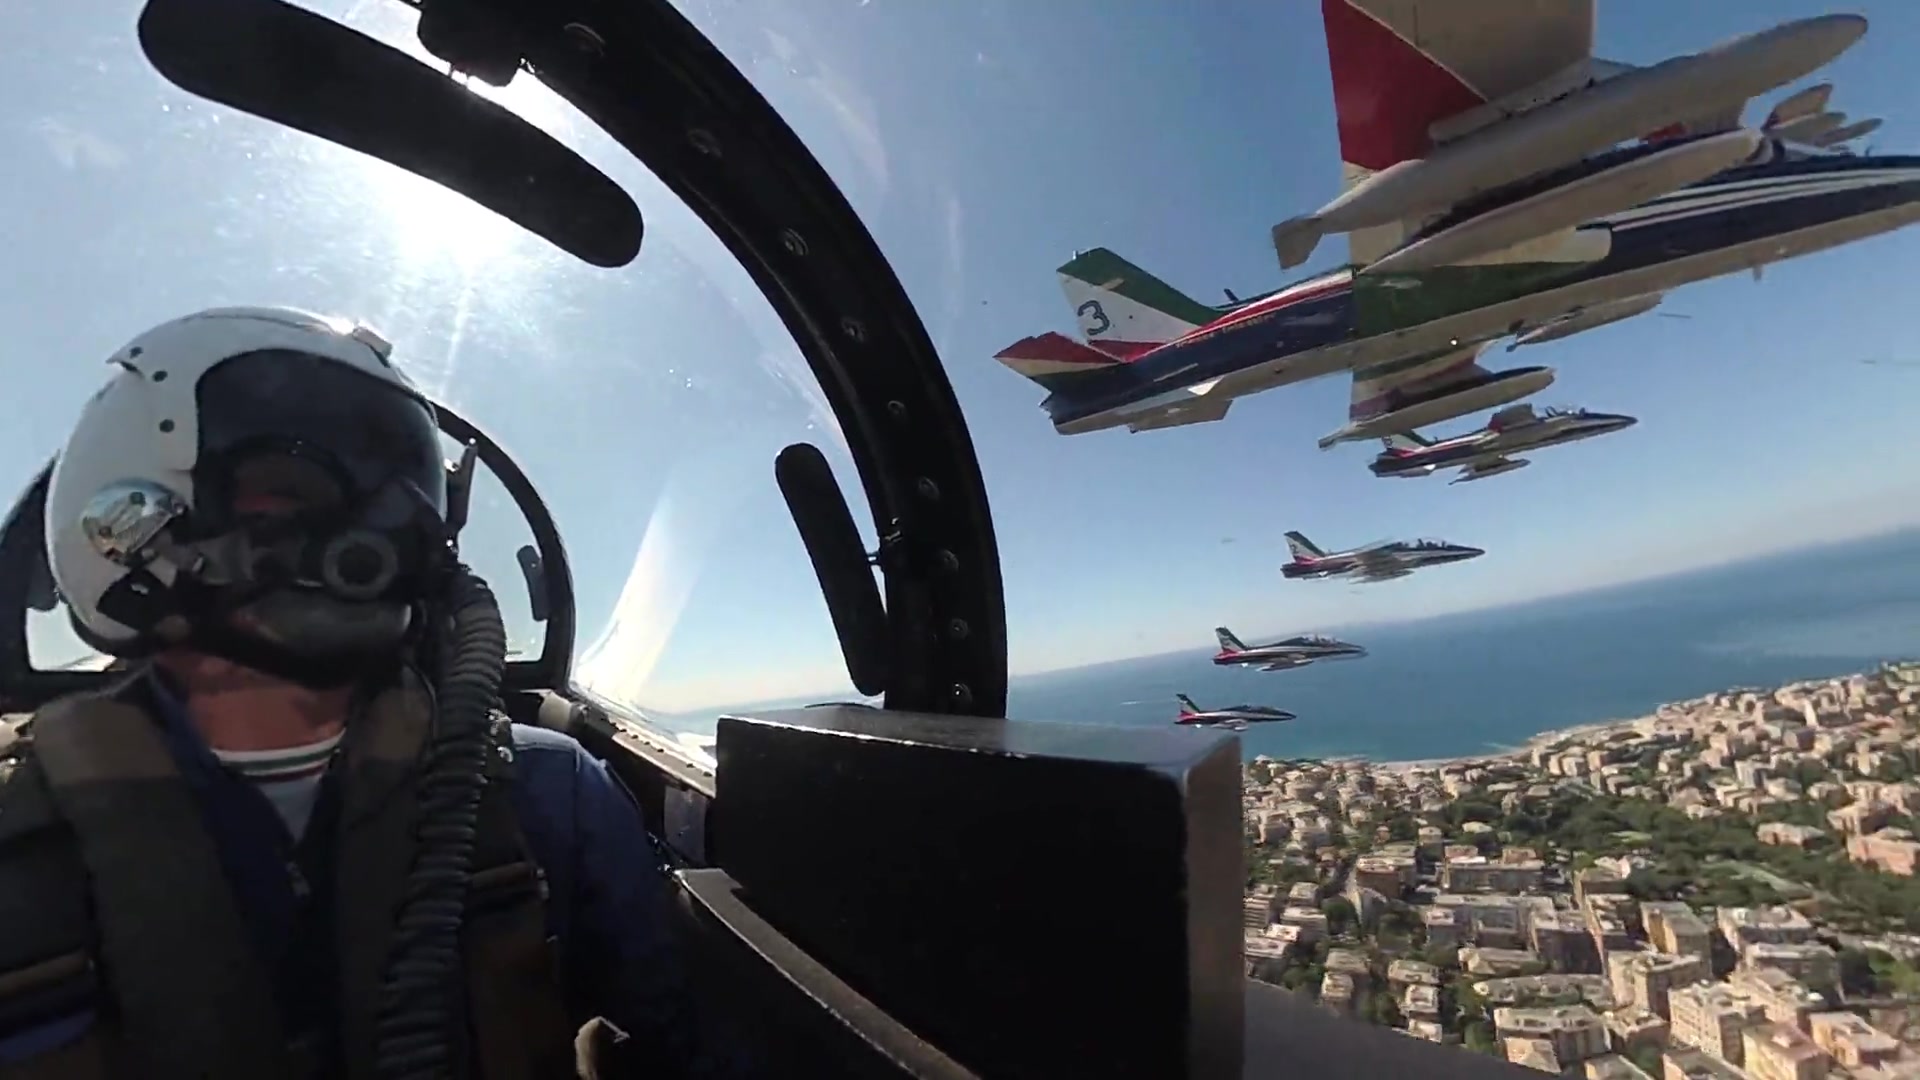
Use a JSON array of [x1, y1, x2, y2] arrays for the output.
[[1214, 634, 1367, 667], [1042, 150, 1920, 434], [1176, 707, 1296, 729], [1283, 542, 1484, 580]]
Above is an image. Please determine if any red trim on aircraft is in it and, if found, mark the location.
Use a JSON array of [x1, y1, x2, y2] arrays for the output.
[[1321, 0, 1486, 172], [994, 332, 1119, 366], [1643, 121, 1688, 144], [1175, 275, 1350, 345]]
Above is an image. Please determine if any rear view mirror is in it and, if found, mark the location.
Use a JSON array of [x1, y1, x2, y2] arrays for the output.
[[137, 0, 644, 268]]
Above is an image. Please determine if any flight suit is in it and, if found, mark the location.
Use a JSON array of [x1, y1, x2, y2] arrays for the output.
[[0, 669, 581, 1080]]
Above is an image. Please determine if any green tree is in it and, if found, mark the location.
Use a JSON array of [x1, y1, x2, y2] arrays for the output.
[[1462, 1020, 1495, 1055], [1322, 896, 1357, 937], [1248, 760, 1274, 787], [1359, 989, 1403, 1028], [1839, 948, 1878, 997], [1444, 798, 1501, 830], [1627, 1044, 1664, 1076], [1385, 813, 1418, 842], [1379, 901, 1417, 937], [1868, 950, 1920, 996], [1454, 978, 1488, 1025], [1245, 836, 1275, 889]]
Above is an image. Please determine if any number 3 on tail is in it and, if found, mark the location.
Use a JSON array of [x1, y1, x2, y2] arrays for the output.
[[1078, 300, 1110, 337]]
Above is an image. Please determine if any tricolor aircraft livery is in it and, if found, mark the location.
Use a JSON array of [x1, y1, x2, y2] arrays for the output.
[[993, 0, 1916, 452]]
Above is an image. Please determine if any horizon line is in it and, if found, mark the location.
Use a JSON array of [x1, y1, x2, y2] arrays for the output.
[[675, 521, 1919, 715], [1005, 522, 1920, 681]]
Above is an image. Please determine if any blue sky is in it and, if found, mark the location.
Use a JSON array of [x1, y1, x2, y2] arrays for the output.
[[6, 1, 1920, 717]]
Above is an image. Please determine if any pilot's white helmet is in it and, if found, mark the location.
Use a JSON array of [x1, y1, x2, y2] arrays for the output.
[[45, 306, 448, 674]]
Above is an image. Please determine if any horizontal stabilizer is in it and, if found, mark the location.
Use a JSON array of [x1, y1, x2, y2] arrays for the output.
[[994, 332, 1123, 393], [1765, 83, 1834, 129], [1771, 110, 1847, 144], [1810, 117, 1881, 147]]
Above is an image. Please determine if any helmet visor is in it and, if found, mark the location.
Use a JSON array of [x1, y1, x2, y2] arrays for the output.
[[192, 349, 446, 534]]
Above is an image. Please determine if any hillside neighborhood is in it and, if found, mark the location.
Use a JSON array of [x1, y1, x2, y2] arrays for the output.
[[1243, 661, 1920, 1078]]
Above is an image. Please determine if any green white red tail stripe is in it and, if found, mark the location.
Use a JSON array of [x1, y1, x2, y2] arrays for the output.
[[1055, 248, 1216, 359]]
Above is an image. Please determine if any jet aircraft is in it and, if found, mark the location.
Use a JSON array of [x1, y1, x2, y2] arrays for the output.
[[992, 2, 1917, 443], [1370, 404, 1637, 483], [1213, 626, 1367, 670], [1282, 531, 1484, 583], [1173, 694, 1297, 732]]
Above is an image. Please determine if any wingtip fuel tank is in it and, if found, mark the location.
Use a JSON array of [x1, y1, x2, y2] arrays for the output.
[[1272, 217, 1325, 270], [1508, 295, 1666, 350], [1450, 458, 1531, 483], [1362, 129, 1764, 277], [1319, 366, 1557, 448]]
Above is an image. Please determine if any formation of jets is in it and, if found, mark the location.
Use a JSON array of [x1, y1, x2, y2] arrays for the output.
[[999, 0, 1909, 615], [993, 1, 1908, 469], [1169, 627, 1370, 729]]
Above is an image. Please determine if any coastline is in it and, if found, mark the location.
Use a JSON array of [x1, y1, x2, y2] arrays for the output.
[[1369, 718, 1636, 773], [1349, 660, 1918, 774]]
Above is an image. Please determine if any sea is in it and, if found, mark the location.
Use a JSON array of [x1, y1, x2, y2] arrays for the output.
[[1002, 528, 1920, 763]]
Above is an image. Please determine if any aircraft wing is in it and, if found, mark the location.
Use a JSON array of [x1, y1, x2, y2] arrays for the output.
[[1320, 0, 1597, 264]]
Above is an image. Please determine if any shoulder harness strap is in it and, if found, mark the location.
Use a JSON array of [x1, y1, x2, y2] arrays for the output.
[[332, 683, 573, 1080], [31, 683, 298, 1080], [465, 713, 575, 1080]]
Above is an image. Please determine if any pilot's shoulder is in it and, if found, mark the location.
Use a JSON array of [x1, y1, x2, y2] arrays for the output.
[[506, 722, 607, 791], [507, 721, 594, 761]]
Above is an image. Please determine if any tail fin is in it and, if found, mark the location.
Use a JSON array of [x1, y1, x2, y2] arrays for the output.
[[993, 332, 1125, 393], [1056, 248, 1217, 360], [1214, 627, 1246, 653], [1176, 693, 1201, 714], [1382, 432, 1431, 455], [1284, 531, 1324, 561]]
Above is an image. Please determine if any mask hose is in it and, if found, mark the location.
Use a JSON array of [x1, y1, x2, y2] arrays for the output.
[[371, 563, 507, 1080]]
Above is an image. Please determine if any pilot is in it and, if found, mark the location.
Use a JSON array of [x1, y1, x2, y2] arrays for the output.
[[0, 307, 721, 1078]]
